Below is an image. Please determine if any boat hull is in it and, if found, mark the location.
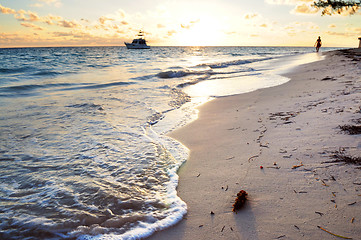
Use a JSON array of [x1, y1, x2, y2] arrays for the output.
[[125, 43, 150, 49]]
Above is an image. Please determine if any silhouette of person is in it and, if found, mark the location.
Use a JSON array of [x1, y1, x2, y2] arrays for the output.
[[314, 36, 322, 52]]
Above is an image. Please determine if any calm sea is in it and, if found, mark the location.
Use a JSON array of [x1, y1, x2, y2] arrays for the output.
[[0, 46, 340, 239]]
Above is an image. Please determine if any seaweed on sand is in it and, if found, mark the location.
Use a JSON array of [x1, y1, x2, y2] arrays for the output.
[[325, 151, 361, 166], [339, 125, 361, 135], [232, 190, 248, 212]]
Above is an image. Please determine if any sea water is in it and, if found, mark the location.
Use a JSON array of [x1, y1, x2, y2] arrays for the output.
[[0, 46, 340, 239]]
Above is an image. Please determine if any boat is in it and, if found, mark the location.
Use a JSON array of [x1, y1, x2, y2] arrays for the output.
[[124, 30, 150, 49]]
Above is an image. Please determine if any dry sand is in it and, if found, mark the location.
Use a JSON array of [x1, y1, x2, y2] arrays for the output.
[[149, 49, 361, 240]]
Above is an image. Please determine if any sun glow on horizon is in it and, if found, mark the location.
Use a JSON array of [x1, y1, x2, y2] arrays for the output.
[[176, 17, 224, 46]]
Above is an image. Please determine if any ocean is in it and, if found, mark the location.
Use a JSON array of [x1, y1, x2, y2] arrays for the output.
[[0, 46, 340, 239]]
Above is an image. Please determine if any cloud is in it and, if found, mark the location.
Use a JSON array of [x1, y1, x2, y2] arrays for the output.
[[328, 24, 336, 28], [325, 31, 357, 37], [167, 30, 177, 36], [116, 9, 126, 19], [265, 0, 319, 15], [58, 20, 80, 28], [28, 11, 41, 21], [99, 16, 114, 25], [36, 0, 62, 8], [345, 27, 361, 34], [53, 31, 94, 39], [20, 22, 44, 30], [0, 4, 16, 14], [292, 3, 319, 14], [13, 9, 51, 22], [157, 24, 166, 28], [260, 23, 268, 28], [180, 19, 200, 29], [244, 13, 259, 19], [42, 14, 63, 25], [225, 31, 237, 35]]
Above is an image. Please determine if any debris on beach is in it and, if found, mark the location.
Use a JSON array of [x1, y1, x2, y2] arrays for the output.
[[232, 190, 248, 212], [339, 124, 361, 135], [321, 76, 337, 81], [292, 162, 304, 169], [317, 226, 353, 239]]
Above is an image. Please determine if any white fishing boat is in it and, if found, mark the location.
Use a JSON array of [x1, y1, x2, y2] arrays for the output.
[[124, 30, 150, 49]]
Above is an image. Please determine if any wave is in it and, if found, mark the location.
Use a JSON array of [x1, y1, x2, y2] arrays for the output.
[[156, 68, 213, 79], [62, 81, 134, 91], [0, 81, 134, 95], [66, 103, 104, 110], [33, 71, 62, 76], [156, 56, 272, 80], [0, 83, 74, 92], [0, 66, 34, 74], [198, 57, 273, 69]]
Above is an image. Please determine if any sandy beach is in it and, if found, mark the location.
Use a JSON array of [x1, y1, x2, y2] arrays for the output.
[[149, 49, 361, 240]]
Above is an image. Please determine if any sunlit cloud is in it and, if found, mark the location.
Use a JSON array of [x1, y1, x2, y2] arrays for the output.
[[225, 31, 237, 35], [328, 24, 336, 28], [325, 31, 358, 37], [283, 21, 319, 37], [0, 4, 16, 14], [292, 3, 318, 14], [99, 16, 114, 25], [20, 22, 44, 30], [345, 27, 361, 34], [265, 0, 319, 15], [244, 13, 259, 19], [180, 19, 200, 29], [58, 20, 80, 28], [167, 30, 177, 36]]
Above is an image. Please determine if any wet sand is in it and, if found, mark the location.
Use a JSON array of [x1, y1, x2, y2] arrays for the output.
[[149, 49, 361, 240]]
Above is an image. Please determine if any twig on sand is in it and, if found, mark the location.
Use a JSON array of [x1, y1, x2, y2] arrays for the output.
[[292, 163, 304, 169], [266, 166, 280, 169], [317, 226, 353, 239], [315, 211, 324, 216], [321, 179, 329, 187], [248, 155, 259, 162], [275, 235, 286, 239]]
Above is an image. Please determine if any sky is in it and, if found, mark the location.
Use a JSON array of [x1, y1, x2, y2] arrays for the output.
[[0, 0, 360, 48]]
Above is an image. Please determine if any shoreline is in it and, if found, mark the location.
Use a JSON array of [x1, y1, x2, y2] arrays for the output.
[[149, 49, 361, 239]]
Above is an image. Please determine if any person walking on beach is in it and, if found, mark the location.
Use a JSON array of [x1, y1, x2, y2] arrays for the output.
[[314, 36, 322, 52]]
